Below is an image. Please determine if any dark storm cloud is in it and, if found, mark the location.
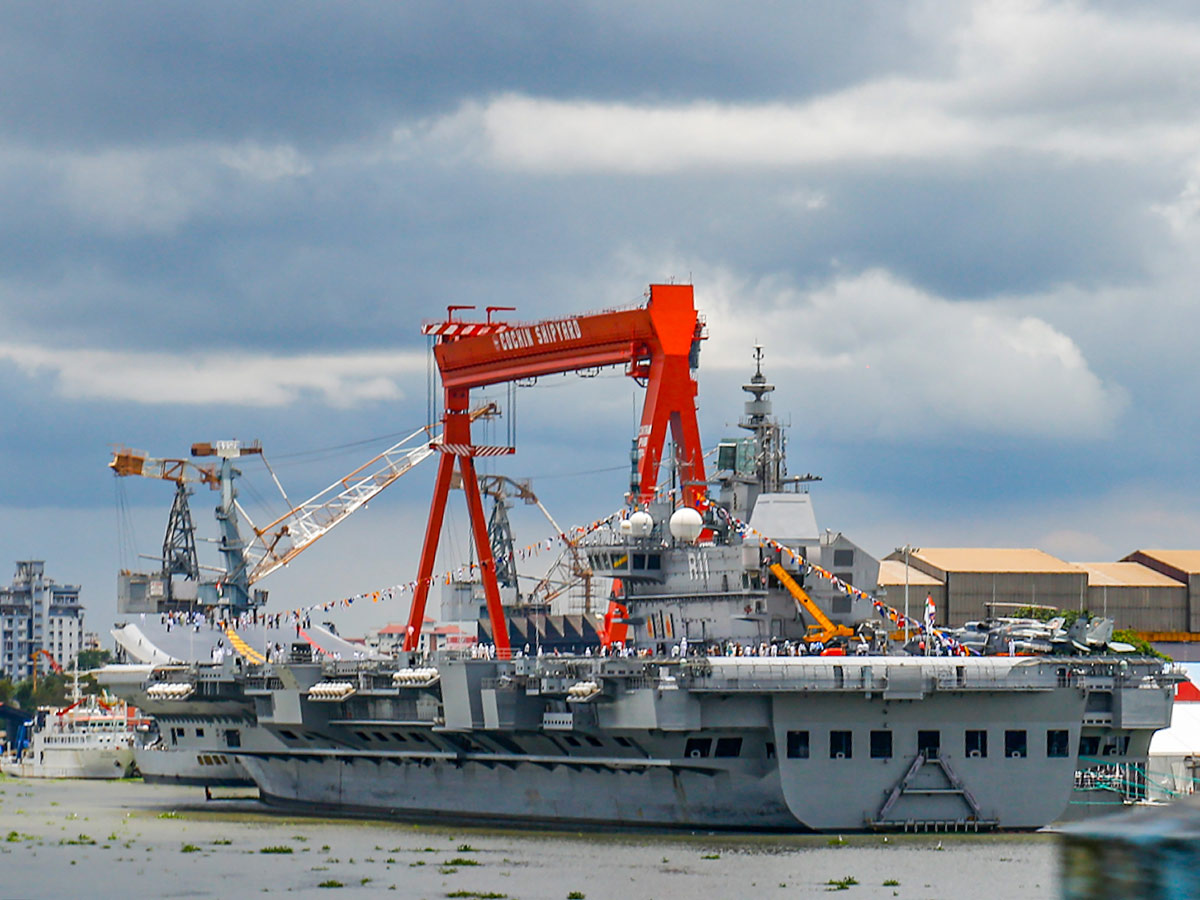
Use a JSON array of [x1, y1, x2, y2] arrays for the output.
[[0, 1, 932, 147]]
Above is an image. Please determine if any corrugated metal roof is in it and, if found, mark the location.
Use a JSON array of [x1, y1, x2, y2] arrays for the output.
[[877, 559, 943, 587], [1075, 561, 1187, 588], [914, 547, 1080, 574], [1130, 550, 1200, 575]]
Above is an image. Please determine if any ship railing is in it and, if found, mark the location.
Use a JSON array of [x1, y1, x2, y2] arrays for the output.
[[682, 663, 1069, 693]]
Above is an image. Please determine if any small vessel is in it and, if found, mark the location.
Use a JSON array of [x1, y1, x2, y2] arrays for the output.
[[0, 683, 147, 779]]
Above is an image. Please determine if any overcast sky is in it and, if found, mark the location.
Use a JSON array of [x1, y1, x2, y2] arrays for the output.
[[4, 0, 1200, 635]]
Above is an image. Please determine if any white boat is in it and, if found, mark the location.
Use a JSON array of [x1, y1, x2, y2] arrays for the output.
[[0, 689, 147, 779]]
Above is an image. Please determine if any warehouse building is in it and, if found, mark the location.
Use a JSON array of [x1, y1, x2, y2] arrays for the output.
[[882, 548, 1088, 626], [1122, 550, 1200, 633], [876, 558, 946, 623], [1072, 561, 1189, 633]]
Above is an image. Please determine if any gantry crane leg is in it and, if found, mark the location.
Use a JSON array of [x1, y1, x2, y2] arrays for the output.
[[404, 452, 456, 653]]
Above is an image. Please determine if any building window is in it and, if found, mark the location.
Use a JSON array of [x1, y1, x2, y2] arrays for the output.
[[966, 730, 988, 758], [833, 549, 854, 567], [786, 730, 809, 759], [1047, 730, 1070, 758], [1005, 730, 1027, 758], [684, 738, 712, 758], [917, 730, 940, 759], [869, 730, 892, 759], [830, 731, 852, 759]]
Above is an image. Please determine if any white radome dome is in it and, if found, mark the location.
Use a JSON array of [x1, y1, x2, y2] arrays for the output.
[[669, 507, 704, 543], [628, 510, 654, 537]]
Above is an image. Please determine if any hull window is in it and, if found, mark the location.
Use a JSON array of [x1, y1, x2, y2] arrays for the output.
[[684, 738, 712, 758], [714, 737, 743, 758], [785, 731, 809, 759], [870, 730, 892, 759], [917, 730, 940, 759], [1047, 730, 1070, 758], [966, 730, 988, 758], [830, 731, 852, 759], [1005, 730, 1027, 759]]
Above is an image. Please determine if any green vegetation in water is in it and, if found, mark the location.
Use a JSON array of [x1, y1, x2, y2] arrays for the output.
[[410, 861, 426, 867], [827, 836, 847, 846], [181, 844, 201, 854], [456, 843, 477, 852], [318, 880, 344, 889], [701, 853, 720, 860], [447, 892, 508, 899], [156, 811, 182, 819], [826, 876, 859, 891], [60, 834, 96, 846], [213, 839, 232, 846], [568, 893, 586, 899], [883, 879, 900, 886], [445, 857, 480, 866], [260, 845, 295, 854]]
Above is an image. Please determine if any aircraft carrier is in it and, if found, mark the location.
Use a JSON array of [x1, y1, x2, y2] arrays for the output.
[[101, 284, 1180, 830]]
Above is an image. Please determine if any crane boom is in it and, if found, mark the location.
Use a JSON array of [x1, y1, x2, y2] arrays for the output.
[[769, 563, 855, 644], [430, 285, 707, 507], [243, 405, 497, 584], [109, 449, 219, 488]]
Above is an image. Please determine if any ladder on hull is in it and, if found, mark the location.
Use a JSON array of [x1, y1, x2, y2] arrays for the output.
[[868, 753, 998, 831]]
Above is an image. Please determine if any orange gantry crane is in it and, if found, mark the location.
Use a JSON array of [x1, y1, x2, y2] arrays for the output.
[[403, 283, 708, 658]]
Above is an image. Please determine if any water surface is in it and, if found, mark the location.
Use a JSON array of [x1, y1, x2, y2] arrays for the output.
[[0, 777, 1059, 899]]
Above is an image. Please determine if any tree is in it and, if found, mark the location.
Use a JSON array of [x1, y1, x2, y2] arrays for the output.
[[76, 649, 112, 671]]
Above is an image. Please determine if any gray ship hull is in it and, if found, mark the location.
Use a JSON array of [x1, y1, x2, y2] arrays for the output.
[[235, 654, 1173, 832]]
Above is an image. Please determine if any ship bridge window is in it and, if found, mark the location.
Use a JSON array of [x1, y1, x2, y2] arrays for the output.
[[633, 554, 645, 569], [1005, 730, 1027, 758], [647, 554, 661, 570], [830, 731, 852, 759], [870, 730, 892, 759], [917, 731, 940, 759], [966, 730, 988, 758], [1046, 730, 1070, 758], [714, 737, 743, 758], [684, 738, 712, 758]]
